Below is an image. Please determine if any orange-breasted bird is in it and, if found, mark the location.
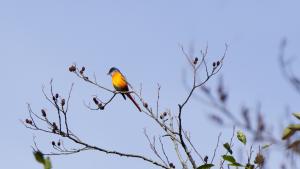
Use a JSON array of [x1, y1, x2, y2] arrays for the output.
[[108, 67, 142, 112]]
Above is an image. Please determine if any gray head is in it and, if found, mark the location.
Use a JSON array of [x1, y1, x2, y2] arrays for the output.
[[107, 67, 120, 75]]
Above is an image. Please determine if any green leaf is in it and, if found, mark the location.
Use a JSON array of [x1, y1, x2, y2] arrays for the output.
[[197, 163, 214, 169], [293, 113, 300, 120], [44, 157, 52, 169], [288, 124, 300, 130], [282, 127, 296, 140], [222, 155, 236, 163], [34, 151, 45, 164], [245, 163, 255, 169], [223, 143, 233, 154], [237, 130, 247, 145], [229, 162, 243, 167], [262, 143, 272, 150]]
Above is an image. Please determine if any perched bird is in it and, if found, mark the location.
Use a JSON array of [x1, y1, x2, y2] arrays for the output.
[[108, 67, 142, 112]]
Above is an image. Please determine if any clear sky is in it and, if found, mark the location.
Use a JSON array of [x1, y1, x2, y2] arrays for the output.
[[1, 0, 299, 169]]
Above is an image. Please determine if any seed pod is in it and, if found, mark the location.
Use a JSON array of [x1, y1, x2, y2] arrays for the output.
[[51, 141, 55, 146], [81, 66, 85, 72], [57, 141, 61, 146], [55, 93, 59, 98], [217, 61, 220, 66]]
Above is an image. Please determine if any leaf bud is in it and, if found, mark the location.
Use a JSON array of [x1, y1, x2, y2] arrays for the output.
[[143, 102, 148, 108], [41, 109, 46, 117], [61, 99, 65, 107], [163, 112, 167, 116], [25, 119, 32, 125], [98, 103, 104, 110], [93, 97, 99, 105], [212, 62, 216, 67]]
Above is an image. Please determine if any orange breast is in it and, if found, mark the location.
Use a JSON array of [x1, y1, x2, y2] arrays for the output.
[[112, 71, 128, 91]]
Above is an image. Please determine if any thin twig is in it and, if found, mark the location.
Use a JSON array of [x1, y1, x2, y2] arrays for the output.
[[211, 132, 222, 163]]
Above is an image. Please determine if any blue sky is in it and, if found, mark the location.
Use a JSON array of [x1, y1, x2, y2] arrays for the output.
[[0, 0, 299, 168]]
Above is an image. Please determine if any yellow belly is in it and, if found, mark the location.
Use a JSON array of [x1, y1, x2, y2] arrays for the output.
[[112, 72, 128, 91]]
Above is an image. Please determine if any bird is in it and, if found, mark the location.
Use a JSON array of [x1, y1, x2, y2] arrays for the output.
[[107, 67, 142, 112]]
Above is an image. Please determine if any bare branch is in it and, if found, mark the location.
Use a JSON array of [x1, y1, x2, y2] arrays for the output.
[[177, 44, 228, 169], [211, 132, 222, 163], [144, 129, 168, 166], [25, 44, 227, 169]]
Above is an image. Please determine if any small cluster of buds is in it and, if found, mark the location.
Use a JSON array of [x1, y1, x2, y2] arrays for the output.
[[193, 57, 199, 65], [69, 65, 76, 72], [52, 93, 66, 107], [212, 61, 221, 67], [79, 66, 85, 75], [159, 112, 167, 119], [69, 65, 86, 74], [169, 163, 175, 168], [25, 119, 32, 125], [53, 93, 59, 101], [51, 141, 61, 146]]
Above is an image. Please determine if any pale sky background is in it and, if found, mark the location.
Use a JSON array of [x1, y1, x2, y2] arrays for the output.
[[0, 0, 300, 169]]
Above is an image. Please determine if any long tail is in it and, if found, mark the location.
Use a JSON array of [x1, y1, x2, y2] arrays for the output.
[[125, 93, 142, 112]]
